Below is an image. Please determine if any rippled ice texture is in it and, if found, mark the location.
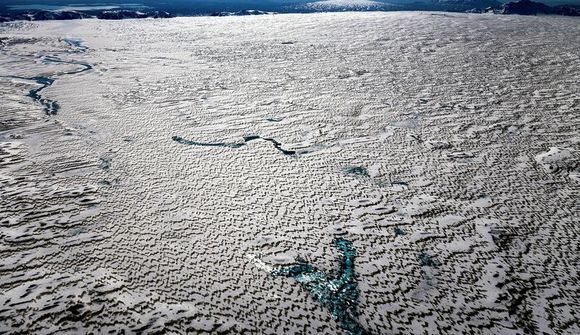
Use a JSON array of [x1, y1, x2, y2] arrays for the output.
[[0, 13, 579, 334]]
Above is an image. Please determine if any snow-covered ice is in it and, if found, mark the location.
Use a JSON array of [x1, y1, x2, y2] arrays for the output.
[[0, 12, 579, 334]]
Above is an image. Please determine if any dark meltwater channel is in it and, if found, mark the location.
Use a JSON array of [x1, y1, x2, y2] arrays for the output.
[[172, 135, 297, 155], [1, 38, 93, 116]]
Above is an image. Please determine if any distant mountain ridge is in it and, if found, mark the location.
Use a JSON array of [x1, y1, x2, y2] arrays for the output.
[[501, 0, 580, 15], [0, 9, 174, 22], [0, 0, 579, 22], [96, 10, 174, 20], [0, 10, 89, 22], [211, 10, 274, 17]]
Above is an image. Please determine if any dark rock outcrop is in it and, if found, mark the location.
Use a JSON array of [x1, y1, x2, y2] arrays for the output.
[[211, 10, 273, 17], [97, 10, 174, 20], [553, 5, 580, 16], [97, 10, 170, 20], [35, 10, 89, 20], [501, 0, 580, 16], [0, 9, 175, 22], [501, 0, 552, 15], [6, 10, 90, 21], [147, 11, 175, 19]]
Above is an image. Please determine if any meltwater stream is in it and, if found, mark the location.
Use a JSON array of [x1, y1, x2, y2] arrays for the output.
[[1, 39, 93, 116], [172, 135, 297, 155]]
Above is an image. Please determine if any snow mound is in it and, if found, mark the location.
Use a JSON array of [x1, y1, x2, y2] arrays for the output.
[[534, 147, 578, 174]]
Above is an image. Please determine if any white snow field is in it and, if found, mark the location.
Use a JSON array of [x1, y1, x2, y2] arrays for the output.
[[0, 12, 579, 334]]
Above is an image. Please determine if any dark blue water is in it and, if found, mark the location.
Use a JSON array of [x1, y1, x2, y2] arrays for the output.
[[271, 239, 369, 335], [345, 166, 370, 177], [419, 252, 440, 267], [394, 227, 407, 236], [7, 4, 125, 11], [26, 76, 59, 115]]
